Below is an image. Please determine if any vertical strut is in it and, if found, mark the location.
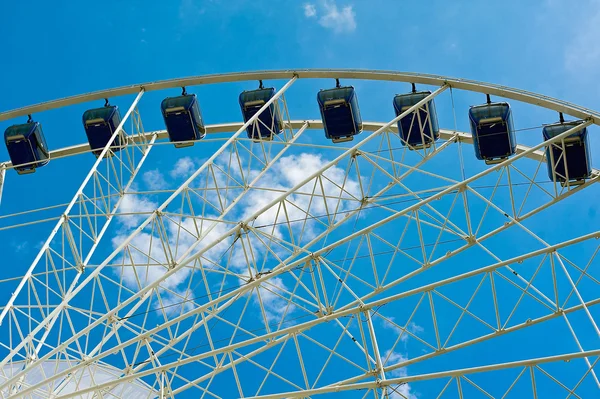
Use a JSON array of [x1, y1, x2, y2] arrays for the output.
[[365, 310, 389, 398]]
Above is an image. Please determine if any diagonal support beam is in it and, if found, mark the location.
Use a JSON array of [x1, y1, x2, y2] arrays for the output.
[[24, 230, 599, 399], [0, 76, 300, 393], [0, 86, 449, 396], [243, 349, 600, 399], [3, 90, 596, 396], [0, 89, 146, 325]]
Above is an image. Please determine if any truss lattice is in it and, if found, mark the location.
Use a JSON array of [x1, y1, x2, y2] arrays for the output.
[[0, 71, 598, 398]]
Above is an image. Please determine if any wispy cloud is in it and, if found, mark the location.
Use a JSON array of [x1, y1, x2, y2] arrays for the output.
[[112, 212, 232, 290], [157, 288, 196, 317], [139, 27, 148, 44], [384, 350, 408, 377], [320, 0, 356, 33], [379, 315, 424, 344], [118, 190, 158, 229], [254, 277, 295, 323], [171, 157, 196, 179], [11, 241, 28, 253], [303, 1, 357, 34], [383, 350, 417, 399], [111, 150, 361, 327], [378, 319, 421, 398], [389, 382, 416, 399], [143, 169, 167, 190], [238, 152, 361, 241], [304, 3, 317, 18]]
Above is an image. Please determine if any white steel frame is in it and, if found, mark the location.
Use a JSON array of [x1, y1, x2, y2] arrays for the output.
[[0, 70, 598, 399]]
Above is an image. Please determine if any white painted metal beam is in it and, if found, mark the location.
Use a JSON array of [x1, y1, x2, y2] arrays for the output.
[[243, 349, 600, 399], [15, 151, 600, 398], [2, 85, 449, 397], [1, 69, 599, 124], [1, 81, 589, 399], [0, 123, 563, 174], [0, 89, 147, 326], [0, 76, 301, 395]]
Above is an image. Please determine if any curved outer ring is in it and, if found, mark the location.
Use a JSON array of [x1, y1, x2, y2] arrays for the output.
[[1, 69, 599, 124]]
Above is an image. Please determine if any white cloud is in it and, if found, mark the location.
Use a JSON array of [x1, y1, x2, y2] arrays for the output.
[[380, 316, 424, 344], [381, 316, 405, 339], [143, 169, 167, 191], [111, 151, 362, 325], [304, 3, 317, 17], [385, 350, 408, 378], [118, 191, 158, 229], [157, 288, 195, 317], [307, 0, 356, 34], [171, 157, 196, 179], [383, 350, 417, 399], [112, 215, 234, 290], [254, 277, 295, 324], [185, 151, 361, 263], [241, 153, 361, 232], [111, 231, 185, 289], [389, 383, 416, 399], [320, 0, 356, 33], [408, 322, 424, 334]]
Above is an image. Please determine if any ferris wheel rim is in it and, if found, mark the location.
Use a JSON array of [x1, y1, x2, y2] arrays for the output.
[[1, 69, 599, 126], [0, 73, 598, 398]]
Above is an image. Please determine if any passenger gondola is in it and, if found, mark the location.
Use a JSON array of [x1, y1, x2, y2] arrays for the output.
[[82, 100, 123, 157], [161, 88, 206, 148], [239, 81, 283, 140], [4, 116, 49, 174], [317, 79, 362, 143], [393, 84, 439, 149], [469, 95, 516, 164], [543, 113, 592, 185]]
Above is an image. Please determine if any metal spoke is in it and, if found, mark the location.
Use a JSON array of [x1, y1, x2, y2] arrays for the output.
[[0, 71, 598, 398]]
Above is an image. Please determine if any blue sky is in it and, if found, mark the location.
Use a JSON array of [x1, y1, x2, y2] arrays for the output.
[[0, 1, 599, 398], [1, 0, 600, 109]]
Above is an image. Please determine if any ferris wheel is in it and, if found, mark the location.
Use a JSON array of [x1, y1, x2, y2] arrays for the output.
[[0, 69, 598, 398]]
